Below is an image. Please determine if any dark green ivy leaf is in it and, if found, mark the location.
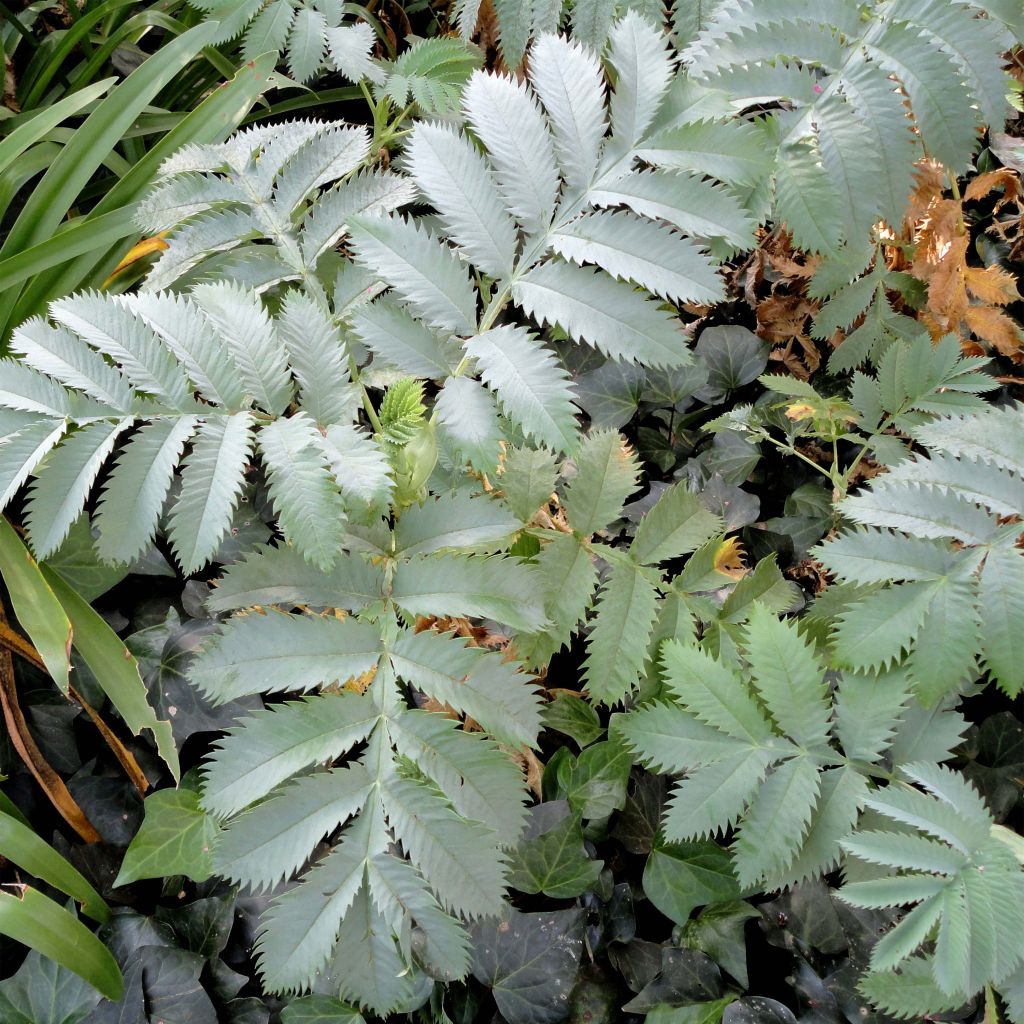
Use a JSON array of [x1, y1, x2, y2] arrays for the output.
[[643, 842, 740, 926], [680, 902, 759, 988], [281, 995, 364, 1023], [646, 997, 738, 1024], [115, 788, 219, 886], [542, 693, 603, 748], [693, 327, 768, 404], [722, 997, 798, 1023], [621, 948, 722, 1013], [507, 801, 603, 899], [470, 909, 585, 1024], [0, 948, 102, 1024]]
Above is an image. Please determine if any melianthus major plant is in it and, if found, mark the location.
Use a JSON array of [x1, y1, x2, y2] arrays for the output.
[[0, 4, 1022, 1019]]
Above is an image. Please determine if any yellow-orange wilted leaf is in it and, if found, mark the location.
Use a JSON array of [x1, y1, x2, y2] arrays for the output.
[[344, 666, 377, 695], [102, 233, 169, 289], [913, 198, 962, 261], [713, 537, 747, 580], [785, 403, 816, 421], [922, 234, 969, 322], [964, 168, 1020, 204], [965, 264, 1021, 306], [904, 160, 947, 230], [964, 304, 1024, 358]]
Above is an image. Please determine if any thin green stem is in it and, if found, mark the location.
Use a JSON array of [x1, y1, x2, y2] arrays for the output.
[[764, 435, 836, 483], [348, 352, 383, 433]]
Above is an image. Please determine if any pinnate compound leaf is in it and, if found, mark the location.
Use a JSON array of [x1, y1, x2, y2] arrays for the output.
[[731, 755, 821, 888], [500, 445, 559, 521], [349, 215, 477, 335], [26, 420, 132, 558], [405, 121, 518, 280], [435, 377, 502, 474], [660, 640, 774, 745], [607, 10, 674, 152], [583, 562, 659, 705], [563, 429, 640, 535], [631, 482, 722, 565], [167, 413, 254, 574], [191, 612, 383, 703], [95, 417, 198, 565], [256, 811, 380, 995], [390, 628, 542, 747], [840, 764, 1024, 998], [462, 70, 559, 237], [209, 545, 385, 612], [513, 261, 690, 368], [213, 766, 372, 892], [743, 605, 831, 752], [528, 34, 606, 190], [200, 693, 378, 817], [392, 554, 547, 632], [381, 775, 507, 918], [549, 211, 724, 305], [259, 413, 348, 570], [388, 708, 530, 846], [466, 326, 579, 454]]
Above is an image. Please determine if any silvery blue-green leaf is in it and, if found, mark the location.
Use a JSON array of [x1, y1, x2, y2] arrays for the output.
[[607, 11, 674, 153], [550, 211, 723, 304], [529, 34, 607, 190], [462, 69, 559, 237], [406, 121, 518, 280], [273, 124, 370, 217], [259, 414, 349, 570], [392, 553, 547, 632], [26, 419, 132, 558], [127, 292, 247, 410], [319, 424, 395, 508], [287, 5, 327, 83], [466, 325, 579, 453], [300, 170, 417, 266], [191, 281, 294, 416], [349, 215, 477, 335], [201, 693, 379, 817], [95, 417, 198, 564], [591, 170, 755, 249], [0, 419, 66, 509], [275, 292, 356, 428], [325, 21, 385, 84], [513, 261, 690, 368], [350, 300, 459, 378], [434, 376, 502, 473], [394, 490, 520, 556], [50, 293, 191, 409], [10, 318, 133, 411], [167, 412, 254, 574]]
